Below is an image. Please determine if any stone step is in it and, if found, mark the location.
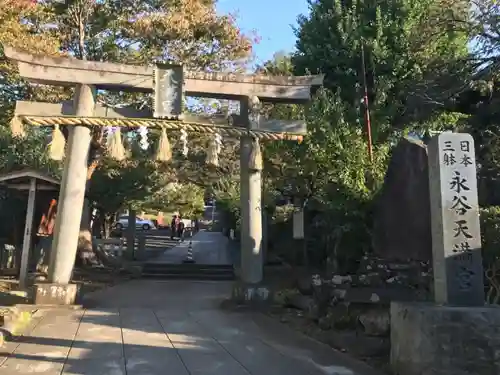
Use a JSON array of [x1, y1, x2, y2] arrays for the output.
[[142, 268, 234, 275], [141, 272, 235, 281], [141, 263, 235, 281], [143, 263, 233, 271]]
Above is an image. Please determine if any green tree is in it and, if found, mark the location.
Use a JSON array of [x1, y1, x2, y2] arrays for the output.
[[142, 182, 205, 218], [43, 0, 252, 66], [0, 127, 60, 175], [87, 158, 165, 234], [446, 0, 500, 206], [0, 0, 66, 123], [264, 89, 389, 269], [0, 0, 252, 249], [253, 51, 389, 269], [292, 0, 469, 141]]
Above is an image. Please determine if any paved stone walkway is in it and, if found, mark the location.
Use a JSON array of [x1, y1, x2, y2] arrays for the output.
[[0, 232, 382, 375], [150, 230, 231, 265]]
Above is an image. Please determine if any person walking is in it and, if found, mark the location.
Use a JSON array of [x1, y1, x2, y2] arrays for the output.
[[178, 219, 185, 242], [170, 214, 180, 240]]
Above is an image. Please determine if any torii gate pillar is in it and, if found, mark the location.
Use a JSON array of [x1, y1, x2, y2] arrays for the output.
[[239, 98, 263, 285], [232, 97, 270, 304], [35, 84, 95, 305]]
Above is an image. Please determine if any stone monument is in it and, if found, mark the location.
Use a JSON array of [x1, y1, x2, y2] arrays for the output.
[[390, 133, 500, 375], [372, 137, 432, 261], [428, 133, 484, 305]]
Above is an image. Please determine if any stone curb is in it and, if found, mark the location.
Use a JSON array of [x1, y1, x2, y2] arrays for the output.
[[15, 304, 83, 310]]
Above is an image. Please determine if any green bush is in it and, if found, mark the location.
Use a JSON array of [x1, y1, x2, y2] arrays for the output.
[[215, 196, 241, 233], [480, 206, 500, 304], [260, 89, 390, 271], [481, 207, 500, 263]]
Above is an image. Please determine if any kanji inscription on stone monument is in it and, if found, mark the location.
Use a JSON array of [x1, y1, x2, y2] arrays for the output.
[[428, 132, 484, 306], [153, 62, 184, 119]]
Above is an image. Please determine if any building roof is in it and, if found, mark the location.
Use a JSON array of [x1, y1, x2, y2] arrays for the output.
[[0, 169, 59, 190]]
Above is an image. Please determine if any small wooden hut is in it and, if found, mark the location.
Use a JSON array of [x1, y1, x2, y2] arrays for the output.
[[0, 169, 60, 285]]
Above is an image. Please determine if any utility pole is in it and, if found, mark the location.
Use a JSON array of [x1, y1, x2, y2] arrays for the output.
[[360, 39, 374, 163]]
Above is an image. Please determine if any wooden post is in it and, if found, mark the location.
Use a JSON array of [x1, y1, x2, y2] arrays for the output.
[[239, 98, 263, 284], [127, 207, 136, 259], [136, 234, 146, 261], [48, 84, 96, 284], [19, 177, 36, 289]]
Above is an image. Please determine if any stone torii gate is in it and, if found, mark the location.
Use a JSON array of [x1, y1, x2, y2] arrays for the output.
[[5, 46, 323, 305]]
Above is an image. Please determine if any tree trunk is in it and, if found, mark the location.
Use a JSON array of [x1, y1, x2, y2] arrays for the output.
[[103, 213, 113, 239], [34, 235, 53, 275], [75, 159, 102, 267], [92, 208, 102, 238], [76, 198, 100, 266], [262, 211, 268, 265]]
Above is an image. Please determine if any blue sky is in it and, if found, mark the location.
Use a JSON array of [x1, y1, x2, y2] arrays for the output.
[[216, 0, 310, 66]]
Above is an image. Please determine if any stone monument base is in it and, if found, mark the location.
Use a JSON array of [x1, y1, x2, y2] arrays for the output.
[[231, 281, 273, 307], [33, 283, 79, 305], [391, 302, 500, 375]]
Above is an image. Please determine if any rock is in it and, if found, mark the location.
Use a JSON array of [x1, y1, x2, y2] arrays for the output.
[[318, 303, 354, 330], [34, 275, 47, 282], [296, 276, 313, 295], [318, 316, 333, 330], [358, 309, 390, 336], [311, 274, 322, 286], [406, 267, 431, 288], [388, 263, 412, 271], [331, 275, 352, 285], [386, 277, 397, 284], [355, 272, 384, 286], [312, 283, 332, 314], [354, 255, 433, 291], [358, 256, 376, 273], [332, 288, 347, 300], [286, 294, 319, 320], [324, 331, 390, 358], [332, 286, 419, 303], [372, 137, 432, 261]]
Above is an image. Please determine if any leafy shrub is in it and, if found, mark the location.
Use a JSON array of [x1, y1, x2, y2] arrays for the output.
[[480, 206, 500, 304]]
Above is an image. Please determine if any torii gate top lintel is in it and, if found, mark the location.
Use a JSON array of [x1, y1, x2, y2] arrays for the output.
[[4, 46, 324, 103]]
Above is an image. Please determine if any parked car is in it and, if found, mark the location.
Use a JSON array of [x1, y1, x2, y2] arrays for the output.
[[114, 216, 156, 231]]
